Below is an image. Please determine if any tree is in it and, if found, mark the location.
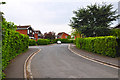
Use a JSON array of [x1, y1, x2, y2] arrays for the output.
[[1, 12, 17, 31], [44, 32, 55, 39], [0, 2, 6, 5], [70, 3, 120, 37]]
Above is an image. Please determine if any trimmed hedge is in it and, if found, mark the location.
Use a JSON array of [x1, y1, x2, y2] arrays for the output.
[[56, 39, 73, 43], [2, 29, 29, 70], [29, 39, 36, 46], [76, 36, 119, 57], [37, 39, 50, 45]]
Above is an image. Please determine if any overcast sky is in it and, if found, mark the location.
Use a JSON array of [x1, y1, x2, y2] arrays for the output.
[[1, 0, 119, 34]]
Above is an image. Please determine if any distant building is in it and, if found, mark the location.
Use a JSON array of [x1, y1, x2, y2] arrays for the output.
[[57, 32, 71, 39], [16, 25, 43, 41], [34, 30, 43, 41], [16, 25, 35, 39], [118, 1, 120, 24]]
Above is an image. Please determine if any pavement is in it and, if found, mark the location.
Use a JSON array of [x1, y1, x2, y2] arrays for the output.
[[4, 48, 39, 78], [70, 44, 119, 67], [31, 44, 118, 78]]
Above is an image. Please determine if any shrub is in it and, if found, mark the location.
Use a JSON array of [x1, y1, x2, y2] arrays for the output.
[[29, 39, 36, 46], [2, 29, 29, 76], [76, 36, 119, 57], [111, 29, 120, 38], [56, 39, 73, 43], [49, 39, 56, 44], [37, 39, 50, 45]]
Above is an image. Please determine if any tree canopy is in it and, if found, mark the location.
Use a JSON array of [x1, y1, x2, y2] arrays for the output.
[[44, 32, 56, 40], [70, 3, 120, 37]]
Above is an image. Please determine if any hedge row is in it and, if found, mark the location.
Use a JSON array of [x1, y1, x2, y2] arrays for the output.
[[2, 29, 29, 70], [75, 36, 119, 57], [29, 39, 74, 46], [55, 39, 73, 43], [37, 39, 50, 45], [29, 39, 36, 46]]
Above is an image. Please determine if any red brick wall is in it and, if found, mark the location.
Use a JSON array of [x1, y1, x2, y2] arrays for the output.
[[34, 33, 38, 41], [16, 30, 27, 35], [61, 33, 69, 39]]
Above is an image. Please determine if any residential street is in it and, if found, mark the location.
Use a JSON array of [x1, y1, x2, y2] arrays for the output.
[[30, 44, 118, 78]]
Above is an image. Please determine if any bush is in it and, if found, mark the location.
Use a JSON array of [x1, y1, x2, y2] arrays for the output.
[[56, 39, 73, 43], [2, 29, 29, 72], [76, 36, 119, 57], [29, 39, 36, 46], [37, 39, 50, 45], [49, 39, 56, 44], [111, 29, 120, 38]]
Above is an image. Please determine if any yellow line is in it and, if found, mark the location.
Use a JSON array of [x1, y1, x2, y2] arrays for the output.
[[24, 49, 41, 79]]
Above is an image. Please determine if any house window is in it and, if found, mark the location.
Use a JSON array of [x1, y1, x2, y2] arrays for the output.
[[65, 36, 67, 38], [30, 30, 32, 33], [27, 30, 29, 34], [38, 34, 41, 36]]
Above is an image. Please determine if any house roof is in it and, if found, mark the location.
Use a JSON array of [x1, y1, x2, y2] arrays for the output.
[[35, 30, 40, 32], [17, 25, 31, 28], [57, 33, 63, 36], [35, 30, 41, 34], [57, 32, 70, 36], [17, 25, 34, 31]]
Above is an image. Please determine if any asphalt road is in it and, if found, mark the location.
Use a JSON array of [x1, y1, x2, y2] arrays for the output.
[[30, 44, 118, 78]]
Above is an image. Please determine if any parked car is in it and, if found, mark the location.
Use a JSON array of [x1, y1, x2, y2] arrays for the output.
[[57, 41, 61, 44]]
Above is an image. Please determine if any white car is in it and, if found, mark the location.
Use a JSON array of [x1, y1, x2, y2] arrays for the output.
[[57, 41, 61, 44]]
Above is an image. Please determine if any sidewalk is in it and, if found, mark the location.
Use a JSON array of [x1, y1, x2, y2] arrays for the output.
[[70, 44, 119, 67], [4, 48, 39, 78]]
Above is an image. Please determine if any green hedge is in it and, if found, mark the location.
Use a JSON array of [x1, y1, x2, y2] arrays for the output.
[[29, 39, 36, 46], [76, 36, 119, 57], [37, 39, 50, 45], [2, 29, 29, 70], [56, 39, 73, 43]]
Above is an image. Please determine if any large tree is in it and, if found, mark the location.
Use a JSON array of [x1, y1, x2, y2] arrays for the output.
[[70, 3, 119, 37], [44, 32, 55, 39]]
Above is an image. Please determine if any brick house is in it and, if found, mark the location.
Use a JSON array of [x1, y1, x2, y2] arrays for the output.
[[57, 32, 71, 39], [16, 25, 43, 41], [16, 25, 35, 39], [34, 30, 43, 41]]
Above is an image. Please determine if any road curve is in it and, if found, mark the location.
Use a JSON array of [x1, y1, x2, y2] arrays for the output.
[[30, 44, 118, 78]]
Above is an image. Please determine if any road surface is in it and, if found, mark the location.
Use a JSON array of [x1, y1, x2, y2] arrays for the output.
[[30, 44, 118, 78]]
